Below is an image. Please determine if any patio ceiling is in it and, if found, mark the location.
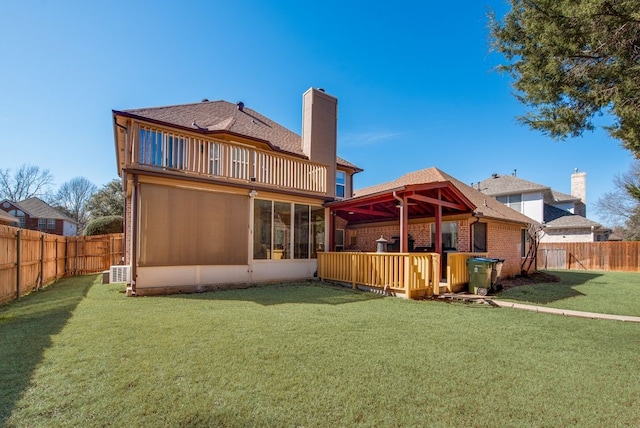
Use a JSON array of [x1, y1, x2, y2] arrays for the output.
[[328, 182, 477, 224]]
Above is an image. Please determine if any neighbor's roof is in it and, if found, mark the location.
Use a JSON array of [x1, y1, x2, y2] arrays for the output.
[[14, 198, 76, 223], [543, 204, 604, 229], [477, 174, 549, 195], [355, 167, 537, 225], [478, 173, 580, 203], [114, 100, 362, 172]]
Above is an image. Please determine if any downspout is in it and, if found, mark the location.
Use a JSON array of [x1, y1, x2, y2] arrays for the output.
[[392, 191, 405, 252], [130, 174, 139, 296]]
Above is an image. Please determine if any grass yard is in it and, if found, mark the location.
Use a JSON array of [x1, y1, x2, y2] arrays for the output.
[[1, 274, 639, 427], [497, 270, 640, 316]]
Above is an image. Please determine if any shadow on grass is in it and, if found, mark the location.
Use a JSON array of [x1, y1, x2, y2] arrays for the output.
[[497, 271, 603, 304], [169, 281, 385, 306], [0, 275, 95, 425]]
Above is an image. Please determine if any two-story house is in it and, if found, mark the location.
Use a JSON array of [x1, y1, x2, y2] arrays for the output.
[[113, 88, 362, 296], [477, 171, 611, 242], [113, 88, 540, 297], [0, 197, 78, 236]]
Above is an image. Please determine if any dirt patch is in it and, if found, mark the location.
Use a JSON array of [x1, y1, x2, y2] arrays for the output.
[[500, 271, 561, 290]]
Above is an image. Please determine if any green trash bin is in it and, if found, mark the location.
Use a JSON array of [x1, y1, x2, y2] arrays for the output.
[[467, 258, 494, 295]]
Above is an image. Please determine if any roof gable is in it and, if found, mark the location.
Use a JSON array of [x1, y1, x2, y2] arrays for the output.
[[17, 198, 76, 223], [351, 167, 536, 225]]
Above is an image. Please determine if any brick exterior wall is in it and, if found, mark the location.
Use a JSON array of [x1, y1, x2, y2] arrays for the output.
[[486, 221, 527, 277]]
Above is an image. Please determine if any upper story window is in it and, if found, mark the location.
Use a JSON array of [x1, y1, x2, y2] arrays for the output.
[[496, 194, 522, 213], [9, 209, 25, 228], [336, 171, 346, 198]]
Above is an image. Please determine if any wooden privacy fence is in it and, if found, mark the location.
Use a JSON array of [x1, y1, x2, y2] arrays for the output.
[[0, 224, 124, 304], [538, 242, 640, 272]]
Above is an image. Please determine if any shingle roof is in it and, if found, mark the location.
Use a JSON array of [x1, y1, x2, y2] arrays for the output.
[[543, 204, 603, 229], [546, 189, 580, 204], [356, 167, 537, 225], [16, 198, 76, 223], [477, 174, 549, 195], [116, 100, 361, 172]]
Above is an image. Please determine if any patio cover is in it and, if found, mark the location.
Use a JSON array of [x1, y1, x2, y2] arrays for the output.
[[326, 181, 477, 254]]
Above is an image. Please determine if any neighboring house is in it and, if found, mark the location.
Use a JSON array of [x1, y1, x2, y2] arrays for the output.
[[0, 209, 18, 226], [0, 198, 78, 236], [113, 88, 362, 296], [477, 171, 611, 242], [327, 167, 537, 279]]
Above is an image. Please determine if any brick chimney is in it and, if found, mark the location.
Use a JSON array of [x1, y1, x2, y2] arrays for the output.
[[571, 169, 587, 217], [302, 88, 337, 198]]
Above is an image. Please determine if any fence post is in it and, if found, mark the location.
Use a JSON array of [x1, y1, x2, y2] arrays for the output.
[[55, 237, 59, 280], [15, 229, 21, 299], [39, 234, 44, 289]]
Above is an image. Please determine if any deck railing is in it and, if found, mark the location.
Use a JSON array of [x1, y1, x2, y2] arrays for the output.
[[317, 252, 441, 298], [318, 251, 488, 298], [132, 124, 327, 194]]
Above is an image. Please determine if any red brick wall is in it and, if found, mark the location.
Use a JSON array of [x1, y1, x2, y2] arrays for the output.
[[487, 221, 527, 277]]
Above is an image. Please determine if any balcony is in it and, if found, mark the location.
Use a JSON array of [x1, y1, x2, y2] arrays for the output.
[[130, 124, 328, 194]]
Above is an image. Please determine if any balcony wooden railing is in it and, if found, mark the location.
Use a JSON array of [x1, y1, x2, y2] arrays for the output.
[[317, 252, 441, 299], [131, 124, 327, 194], [318, 251, 489, 298]]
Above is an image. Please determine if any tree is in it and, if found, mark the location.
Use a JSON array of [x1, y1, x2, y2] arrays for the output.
[[595, 160, 640, 240], [490, 1, 640, 156], [84, 215, 123, 236], [53, 177, 98, 234], [86, 179, 124, 219], [0, 164, 54, 201]]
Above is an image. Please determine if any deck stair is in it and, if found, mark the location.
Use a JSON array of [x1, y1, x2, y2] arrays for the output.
[[437, 292, 495, 305]]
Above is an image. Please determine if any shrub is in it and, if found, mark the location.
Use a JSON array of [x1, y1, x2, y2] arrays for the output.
[[84, 216, 123, 236]]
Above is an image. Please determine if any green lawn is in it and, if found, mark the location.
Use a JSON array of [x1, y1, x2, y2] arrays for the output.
[[1, 274, 639, 427], [497, 270, 640, 316]]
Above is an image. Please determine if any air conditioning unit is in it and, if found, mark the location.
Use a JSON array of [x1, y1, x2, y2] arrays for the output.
[[110, 265, 131, 284]]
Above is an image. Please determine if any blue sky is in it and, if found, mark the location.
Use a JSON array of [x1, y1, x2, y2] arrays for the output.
[[0, 0, 634, 224]]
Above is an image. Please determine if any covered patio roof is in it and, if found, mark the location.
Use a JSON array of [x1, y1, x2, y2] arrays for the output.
[[328, 181, 476, 224], [327, 179, 477, 253]]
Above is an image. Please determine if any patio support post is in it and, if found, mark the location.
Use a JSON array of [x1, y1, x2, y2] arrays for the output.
[[329, 210, 335, 251], [401, 196, 409, 253]]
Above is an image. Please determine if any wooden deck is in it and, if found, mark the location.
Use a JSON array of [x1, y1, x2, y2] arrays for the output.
[[317, 252, 487, 299]]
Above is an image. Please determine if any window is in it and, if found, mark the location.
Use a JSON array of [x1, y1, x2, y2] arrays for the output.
[[252, 199, 324, 260], [497, 194, 522, 213], [166, 135, 185, 169], [335, 229, 345, 251], [9, 209, 25, 228], [473, 222, 487, 252], [38, 218, 47, 230], [521, 229, 531, 257], [231, 146, 249, 180], [336, 171, 346, 198], [253, 199, 272, 260], [139, 127, 164, 166], [209, 142, 223, 175], [431, 221, 458, 250]]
